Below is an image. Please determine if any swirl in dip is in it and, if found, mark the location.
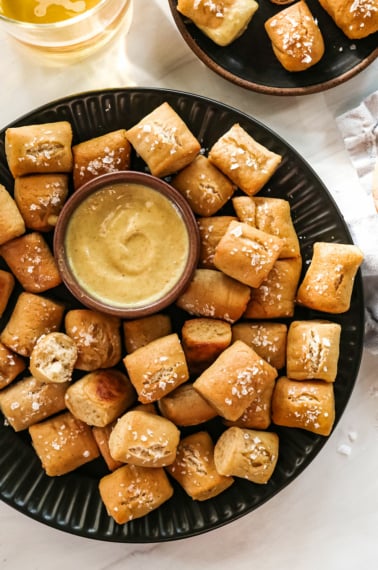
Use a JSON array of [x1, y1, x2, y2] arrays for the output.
[[65, 181, 190, 308]]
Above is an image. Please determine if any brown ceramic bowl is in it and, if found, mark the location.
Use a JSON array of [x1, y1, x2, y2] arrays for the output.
[[53, 171, 200, 319]]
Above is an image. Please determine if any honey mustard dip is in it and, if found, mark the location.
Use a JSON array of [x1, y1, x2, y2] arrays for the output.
[[65, 182, 190, 308]]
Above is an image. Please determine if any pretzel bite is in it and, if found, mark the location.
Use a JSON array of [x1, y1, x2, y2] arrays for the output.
[[0, 375, 68, 432], [272, 376, 335, 436], [193, 340, 278, 421], [213, 221, 283, 288], [14, 173, 69, 231], [99, 463, 173, 524], [166, 431, 234, 500], [0, 270, 15, 318], [171, 154, 235, 216], [265, 1, 325, 72], [0, 342, 26, 390], [64, 309, 122, 371], [72, 129, 131, 190], [0, 184, 25, 245], [0, 232, 62, 293], [0, 292, 64, 357], [177, 0, 259, 46], [123, 333, 189, 404], [296, 242, 364, 313], [208, 124, 282, 196], [176, 269, 251, 324], [126, 102, 200, 177], [5, 121, 73, 177], [65, 369, 136, 427], [108, 409, 180, 467], [29, 332, 78, 384], [214, 427, 279, 483], [29, 411, 100, 476]]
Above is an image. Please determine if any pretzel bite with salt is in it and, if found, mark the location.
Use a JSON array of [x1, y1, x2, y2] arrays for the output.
[[214, 427, 279, 484], [0, 342, 26, 390], [197, 215, 237, 269], [171, 154, 236, 216], [243, 257, 302, 319], [29, 411, 100, 476], [213, 221, 283, 288], [108, 410, 180, 467], [72, 129, 132, 190], [5, 121, 73, 177], [0, 375, 68, 432], [272, 376, 335, 436], [0, 184, 25, 245], [0, 232, 62, 293], [265, 1, 325, 72], [317, 0, 378, 39], [177, 0, 259, 46], [208, 124, 282, 196], [233, 196, 300, 258], [193, 340, 278, 421], [99, 464, 173, 524], [0, 292, 64, 357], [224, 373, 276, 430], [296, 242, 364, 313], [14, 174, 69, 232], [166, 431, 234, 500], [126, 102, 201, 177], [64, 309, 122, 371], [286, 320, 341, 382], [176, 269, 251, 324], [232, 321, 287, 370], [123, 333, 189, 404]]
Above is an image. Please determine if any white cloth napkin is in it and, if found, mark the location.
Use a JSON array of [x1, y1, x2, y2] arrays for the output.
[[336, 91, 378, 354]]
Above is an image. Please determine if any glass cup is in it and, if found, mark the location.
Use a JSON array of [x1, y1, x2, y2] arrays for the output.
[[0, 0, 133, 64]]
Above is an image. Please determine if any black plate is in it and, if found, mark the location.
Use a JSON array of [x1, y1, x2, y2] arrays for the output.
[[0, 88, 364, 542], [168, 0, 378, 95]]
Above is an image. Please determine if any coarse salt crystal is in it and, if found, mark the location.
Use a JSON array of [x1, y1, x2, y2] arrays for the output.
[[337, 443, 352, 456]]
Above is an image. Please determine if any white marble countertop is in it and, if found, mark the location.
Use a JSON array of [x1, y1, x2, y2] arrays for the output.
[[0, 1, 377, 568]]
